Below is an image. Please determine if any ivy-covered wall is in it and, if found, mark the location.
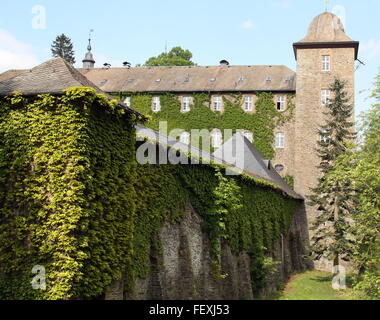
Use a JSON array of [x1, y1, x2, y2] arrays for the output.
[[0, 88, 302, 300], [0, 88, 137, 300], [130, 159, 301, 296], [115, 92, 295, 159]]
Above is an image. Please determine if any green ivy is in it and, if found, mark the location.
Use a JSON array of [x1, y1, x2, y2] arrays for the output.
[[116, 92, 295, 159]]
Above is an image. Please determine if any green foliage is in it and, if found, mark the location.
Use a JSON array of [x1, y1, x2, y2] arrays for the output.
[[308, 78, 356, 265], [144, 46, 196, 66], [117, 92, 295, 159], [51, 34, 76, 64], [0, 88, 137, 299]]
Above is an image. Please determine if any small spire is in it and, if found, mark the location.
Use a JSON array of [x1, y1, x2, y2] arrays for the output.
[[82, 29, 95, 69]]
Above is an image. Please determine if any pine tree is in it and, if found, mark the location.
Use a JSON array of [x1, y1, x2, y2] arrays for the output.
[[309, 78, 357, 266], [51, 34, 76, 65]]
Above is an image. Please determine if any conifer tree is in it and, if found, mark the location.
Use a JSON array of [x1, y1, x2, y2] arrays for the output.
[[309, 78, 356, 266], [51, 34, 76, 65]]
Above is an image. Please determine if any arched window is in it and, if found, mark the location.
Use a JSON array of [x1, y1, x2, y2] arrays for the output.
[[211, 129, 222, 148], [275, 133, 285, 149], [180, 131, 190, 145]]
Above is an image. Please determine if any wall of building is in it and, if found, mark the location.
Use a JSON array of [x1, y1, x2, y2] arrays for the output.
[[105, 201, 311, 300]]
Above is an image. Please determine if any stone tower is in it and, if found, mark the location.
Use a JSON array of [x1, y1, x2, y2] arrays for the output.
[[292, 12, 359, 270], [82, 38, 95, 69]]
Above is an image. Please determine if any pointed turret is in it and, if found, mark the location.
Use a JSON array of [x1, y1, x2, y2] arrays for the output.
[[82, 36, 95, 69]]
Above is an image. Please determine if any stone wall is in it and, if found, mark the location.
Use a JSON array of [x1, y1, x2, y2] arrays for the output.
[[106, 202, 311, 300]]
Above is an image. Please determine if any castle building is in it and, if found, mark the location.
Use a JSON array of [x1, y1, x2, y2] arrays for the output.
[[80, 11, 358, 231], [0, 12, 359, 271]]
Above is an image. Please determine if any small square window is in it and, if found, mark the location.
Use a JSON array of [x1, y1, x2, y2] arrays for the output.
[[182, 96, 191, 112], [321, 90, 330, 105], [244, 96, 253, 112], [213, 96, 222, 111], [277, 95, 285, 111], [152, 96, 161, 112], [322, 55, 330, 72], [276, 133, 285, 149]]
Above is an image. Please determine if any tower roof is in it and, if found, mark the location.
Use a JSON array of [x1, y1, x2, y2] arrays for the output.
[[299, 12, 353, 43], [293, 12, 359, 59]]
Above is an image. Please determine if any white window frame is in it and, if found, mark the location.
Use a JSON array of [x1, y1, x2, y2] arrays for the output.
[[277, 95, 286, 111], [213, 96, 222, 111], [322, 55, 331, 72], [244, 96, 253, 112], [321, 90, 330, 106], [182, 96, 191, 112], [124, 96, 131, 107], [211, 129, 222, 148], [320, 128, 331, 144], [152, 96, 161, 112], [180, 131, 190, 145], [275, 133, 285, 149]]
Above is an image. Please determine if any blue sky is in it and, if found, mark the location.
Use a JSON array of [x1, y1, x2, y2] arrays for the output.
[[0, 0, 379, 116]]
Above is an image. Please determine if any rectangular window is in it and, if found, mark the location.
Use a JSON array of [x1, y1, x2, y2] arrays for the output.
[[321, 90, 330, 105], [277, 95, 286, 111], [152, 96, 161, 112], [244, 96, 253, 111], [182, 96, 191, 112], [213, 96, 221, 111], [124, 96, 131, 107], [322, 55, 330, 72], [276, 133, 285, 149]]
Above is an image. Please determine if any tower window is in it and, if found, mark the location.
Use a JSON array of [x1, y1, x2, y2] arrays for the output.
[[152, 96, 161, 112], [277, 95, 286, 111], [182, 96, 191, 112], [275, 133, 285, 149], [320, 128, 331, 144], [322, 55, 331, 72], [321, 90, 330, 105], [244, 96, 253, 112], [213, 96, 222, 111], [124, 96, 131, 107], [211, 129, 222, 148], [180, 131, 190, 145]]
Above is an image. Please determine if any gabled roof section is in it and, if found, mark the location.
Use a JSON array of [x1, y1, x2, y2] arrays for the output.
[[79, 65, 296, 93], [136, 125, 302, 199], [0, 57, 144, 118]]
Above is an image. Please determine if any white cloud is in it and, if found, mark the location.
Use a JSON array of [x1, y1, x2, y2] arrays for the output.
[[276, 1, 292, 9], [0, 29, 39, 72], [242, 19, 254, 30], [360, 39, 380, 60]]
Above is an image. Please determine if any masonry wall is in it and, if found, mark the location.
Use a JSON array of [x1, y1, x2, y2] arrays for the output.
[[293, 47, 356, 271], [105, 202, 311, 300]]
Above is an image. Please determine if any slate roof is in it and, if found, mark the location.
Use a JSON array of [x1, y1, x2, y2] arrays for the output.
[[0, 57, 144, 118], [136, 125, 302, 199], [79, 65, 296, 93]]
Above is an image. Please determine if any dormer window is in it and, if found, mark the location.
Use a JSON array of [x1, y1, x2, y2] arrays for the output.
[[124, 96, 131, 107], [244, 96, 253, 112], [322, 55, 331, 72], [152, 96, 161, 112], [277, 95, 286, 111], [213, 96, 222, 111], [182, 96, 191, 112]]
